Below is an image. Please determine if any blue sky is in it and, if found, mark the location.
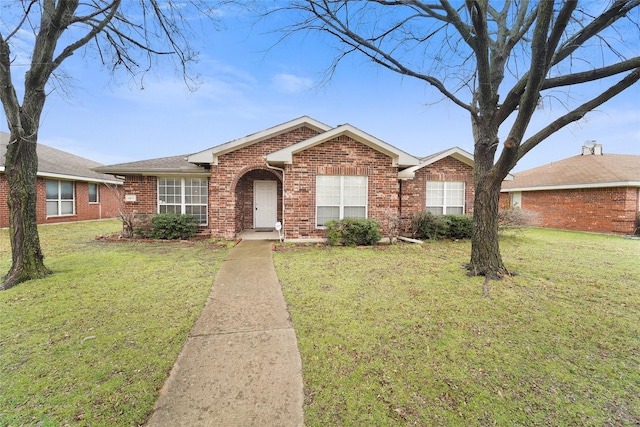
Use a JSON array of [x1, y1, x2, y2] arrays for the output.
[[2, 4, 639, 173]]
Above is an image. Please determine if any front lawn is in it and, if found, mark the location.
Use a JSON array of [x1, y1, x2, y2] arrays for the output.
[[274, 229, 640, 426], [0, 221, 229, 426]]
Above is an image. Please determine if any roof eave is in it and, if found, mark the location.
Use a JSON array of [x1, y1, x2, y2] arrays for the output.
[[92, 167, 209, 177], [265, 124, 420, 167], [501, 181, 640, 192], [188, 116, 333, 164]]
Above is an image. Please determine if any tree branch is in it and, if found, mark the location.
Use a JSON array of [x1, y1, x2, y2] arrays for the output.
[[518, 67, 640, 161]]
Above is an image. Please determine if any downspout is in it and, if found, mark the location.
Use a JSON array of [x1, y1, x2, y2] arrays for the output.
[[264, 158, 286, 240]]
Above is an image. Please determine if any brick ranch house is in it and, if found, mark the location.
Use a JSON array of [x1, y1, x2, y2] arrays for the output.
[[500, 143, 640, 235], [1, 131, 123, 229], [94, 116, 476, 240]]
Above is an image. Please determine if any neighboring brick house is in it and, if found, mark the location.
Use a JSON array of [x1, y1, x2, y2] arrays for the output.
[[500, 144, 640, 235], [1, 131, 123, 229], [94, 116, 477, 239]]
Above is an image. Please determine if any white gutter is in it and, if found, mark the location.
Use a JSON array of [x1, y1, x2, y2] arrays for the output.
[[38, 171, 123, 185], [264, 158, 286, 241], [501, 181, 640, 192]]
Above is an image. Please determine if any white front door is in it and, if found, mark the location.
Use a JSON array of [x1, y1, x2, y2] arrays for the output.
[[254, 180, 278, 229]]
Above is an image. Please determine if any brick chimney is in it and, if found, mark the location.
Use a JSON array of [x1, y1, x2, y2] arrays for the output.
[[582, 141, 603, 155]]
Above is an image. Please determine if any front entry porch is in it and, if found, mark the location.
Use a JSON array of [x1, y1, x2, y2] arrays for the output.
[[237, 229, 282, 240], [234, 168, 283, 235]]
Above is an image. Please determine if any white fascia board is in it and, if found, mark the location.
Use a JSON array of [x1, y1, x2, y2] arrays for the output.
[[500, 181, 640, 192], [404, 147, 474, 175], [188, 116, 333, 165], [36, 171, 123, 185], [266, 124, 419, 167]]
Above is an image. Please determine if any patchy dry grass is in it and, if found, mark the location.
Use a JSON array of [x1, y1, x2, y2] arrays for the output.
[[0, 221, 229, 426], [274, 229, 640, 426]]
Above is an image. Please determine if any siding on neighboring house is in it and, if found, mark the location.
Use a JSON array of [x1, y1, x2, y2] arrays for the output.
[[500, 150, 640, 235], [0, 175, 122, 228], [500, 186, 640, 234], [1, 133, 123, 229]]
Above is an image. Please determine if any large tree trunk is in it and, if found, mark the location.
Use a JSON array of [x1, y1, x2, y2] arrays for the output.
[[467, 122, 508, 279], [469, 177, 505, 279], [1, 130, 51, 291]]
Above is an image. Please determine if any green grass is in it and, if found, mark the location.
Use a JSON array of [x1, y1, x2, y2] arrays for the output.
[[274, 229, 640, 426], [0, 221, 229, 426]]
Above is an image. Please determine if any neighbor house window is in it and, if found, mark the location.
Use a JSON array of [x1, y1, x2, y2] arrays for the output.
[[46, 179, 75, 216], [316, 175, 367, 227], [426, 181, 465, 215], [510, 192, 522, 209], [88, 183, 99, 203], [158, 177, 208, 225]]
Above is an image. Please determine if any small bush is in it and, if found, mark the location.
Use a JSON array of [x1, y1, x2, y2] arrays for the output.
[[149, 214, 199, 240], [498, 208, 540, 234], [410, 211, 473, 240], [446, 215, 474, 240], [325, 218, 382, 246], [410, 211, 448, 240], [132, 214, 153, 238]]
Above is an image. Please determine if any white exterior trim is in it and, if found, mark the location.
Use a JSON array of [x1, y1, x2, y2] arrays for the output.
[[35, 171, 122, 185], [399, 147, 474, 180], [265, 124, 419, 168], [188, 116, 332, 165], [500, 181, 640, 192]]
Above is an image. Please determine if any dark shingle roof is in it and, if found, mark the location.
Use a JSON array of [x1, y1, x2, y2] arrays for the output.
[[92, 154, 208, 175], [1, 131, 121, 183], [502, 153, 640, 190]]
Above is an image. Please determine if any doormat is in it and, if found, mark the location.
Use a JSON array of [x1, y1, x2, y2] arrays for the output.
[[254, 228, 274, 232]]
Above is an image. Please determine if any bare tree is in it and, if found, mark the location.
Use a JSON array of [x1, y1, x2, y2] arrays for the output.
[[263, 0, 640, 278], [0, 0, 216, 290]]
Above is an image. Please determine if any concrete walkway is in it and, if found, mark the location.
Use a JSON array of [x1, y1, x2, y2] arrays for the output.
[[146, 240, 304, 427]]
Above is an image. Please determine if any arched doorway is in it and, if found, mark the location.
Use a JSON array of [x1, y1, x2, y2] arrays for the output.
[[234, 168, 282, 233]]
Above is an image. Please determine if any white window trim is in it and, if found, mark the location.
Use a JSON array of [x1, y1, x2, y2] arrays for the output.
[[426, 181, 465, 215], [157, 177, 208, 225], [88, 183, 99, 204], [316, 175, 368, 228], [46, 179, 76, 217]]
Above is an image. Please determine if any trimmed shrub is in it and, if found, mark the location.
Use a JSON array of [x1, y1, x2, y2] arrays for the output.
[[410, 211, 449, 240], [325, 218, 382, 246], [446, 214, 474, 240], [149, 214, 199, 240], [410, 211, 473, 240]]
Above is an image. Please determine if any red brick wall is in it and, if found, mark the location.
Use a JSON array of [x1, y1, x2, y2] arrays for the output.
[[121, 176, 157, 216], [209, 126, 321, 238], [0, 174, 122, 228], [503, 187, 639, 235], [399, 157, 475, 230], [283, 135, 400, 238]]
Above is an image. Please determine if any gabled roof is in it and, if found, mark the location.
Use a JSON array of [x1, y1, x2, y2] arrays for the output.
[[187, 116, 332, 165], [1, 131, 122, 184], [92, 154, 209, 176], [265, 123, 419, 168], [501, 153, 640, 192], [398, 147, 474, 179]]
